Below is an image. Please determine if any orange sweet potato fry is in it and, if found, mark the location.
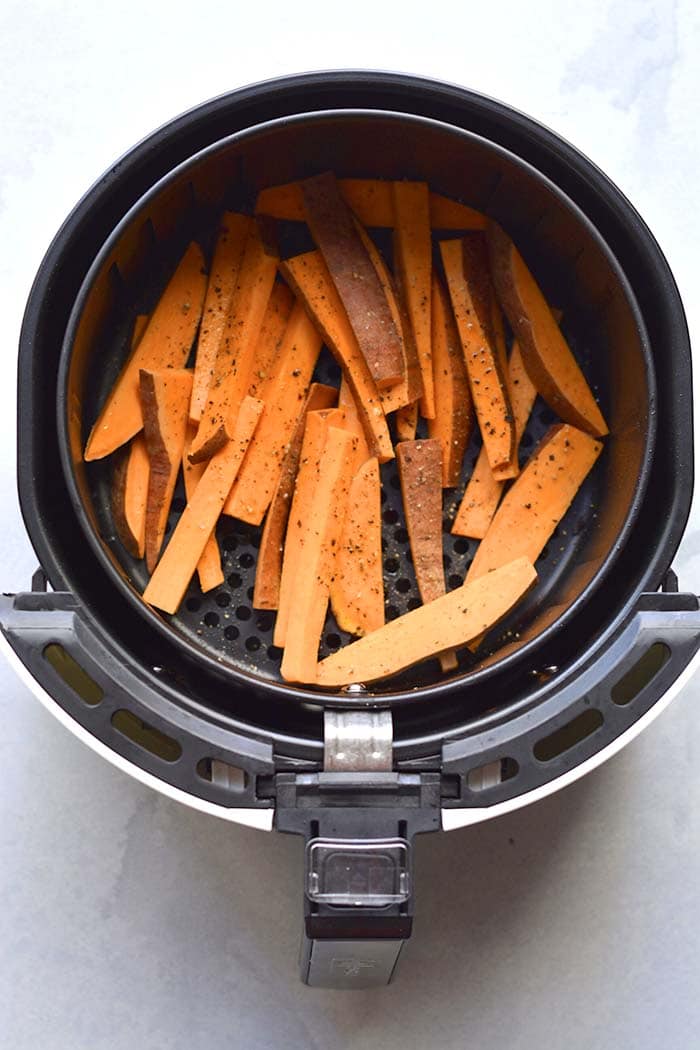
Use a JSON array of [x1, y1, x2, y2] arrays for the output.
[[330, 457, 384, 637], [247, 282, 295, 398], [143, 397, 264, 613], [428, 274, 473, 486], [223, 300, 323, 524], [440, 235, 515, 476], [253, 384, 337, 610], [392, 181, 434, 418], [280, 425, 356, 683], [182, 423, 225, 592], [85, 243, 206, 461], [190, 213, 251, 422], [466, 423, 604, 583], [189, 224, 277, 462], [315, 557, 537, 686]]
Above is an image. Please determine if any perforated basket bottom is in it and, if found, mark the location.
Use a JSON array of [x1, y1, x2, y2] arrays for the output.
[[91, 339, 603, 695]]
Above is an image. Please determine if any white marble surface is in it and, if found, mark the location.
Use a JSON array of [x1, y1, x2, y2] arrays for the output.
[[1, 2, 699, 1046]]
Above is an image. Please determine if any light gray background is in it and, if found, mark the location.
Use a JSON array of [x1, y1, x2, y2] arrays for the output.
[[1, 2, 699, 1047]]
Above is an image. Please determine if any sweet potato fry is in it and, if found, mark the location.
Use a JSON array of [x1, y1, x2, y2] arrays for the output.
[[139, 368, 193, 573], [352, 219, 421, 413], [301, 172, 404, 387], [183, 423, 224, 592], [85, 243, 206, 461], [274, 410, 334, 646], [440, 236, 515, 476], [395, 401, 418, 442], [189, 224, 277, 462], [111, 435, 149, 559], [280, 426, 356, 683], [397, 439, 457, 671], [466, 423, 604, 582], [336, 375, 370, 466], [281, 250, 393, 462], [131, 314, 150, 350], [428, 274, 473, 486], [190, 213, 251, 422], [255, 178, 487, 230], [253, 384, 337, 610], [143, 397, 263, 613], [247, 282, 295, 398], [453, 309, 563, 540], [330, 457, 384, 637], [392, 181, 434, 418], [223, 300, 323, 524], [315, 557, 537, 686], [488, 223, 608, 437]]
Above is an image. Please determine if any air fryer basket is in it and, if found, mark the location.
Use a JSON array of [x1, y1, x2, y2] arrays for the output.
[[60, 110, 654, 702], [2, 74, 699, 988]]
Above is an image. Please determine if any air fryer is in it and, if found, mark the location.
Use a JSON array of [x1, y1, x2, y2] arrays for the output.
[[2, 73, 698, 989]]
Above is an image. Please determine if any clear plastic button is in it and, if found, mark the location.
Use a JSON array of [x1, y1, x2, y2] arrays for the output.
[[305, 838, 410, 906]]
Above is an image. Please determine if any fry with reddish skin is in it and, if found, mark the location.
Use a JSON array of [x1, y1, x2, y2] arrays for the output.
[[315, 557, 537, 686], [330, 457, 384, 637], [280, 426, 356, 683], [183, 424, 224, 592], [301, 172, 404, 387], [189, 213, 251, 422], [440, 235, 516, 477], [466, 424, 604, 583], [255, 178, 487, 230], [281, 251, 393, 462], [189, 225, 277, 463], [396, 439, 457, 672], [143, 397, 263, 614], [392, 181, 434, 418], [223, 301, 323, 524], [111, 435, 149, 559], [253, 385, 337, 610], [139, 369, 193, 573], [352, 219, 421, 413], [487, 223, 608, 437], [85, 243, 206, 461], [428, 274, 473, 486]]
